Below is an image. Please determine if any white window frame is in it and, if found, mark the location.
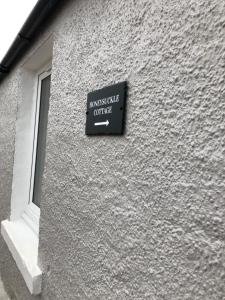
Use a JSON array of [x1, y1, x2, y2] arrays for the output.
[[11, 63, 51, 236], [23, 67, 51, 235], [1, 35, 53, 295], [29, 68, 51, 207]]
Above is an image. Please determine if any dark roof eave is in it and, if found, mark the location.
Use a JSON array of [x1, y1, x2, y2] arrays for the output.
[[0, 0, 60, 84]]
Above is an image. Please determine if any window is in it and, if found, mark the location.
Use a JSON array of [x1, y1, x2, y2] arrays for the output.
[[1, 36, 53, 295], [32, 71, 51, 208], [21, 65, 51, 235]]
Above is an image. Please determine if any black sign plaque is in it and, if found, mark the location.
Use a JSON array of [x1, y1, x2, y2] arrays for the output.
[[85, 81, 127, 135]]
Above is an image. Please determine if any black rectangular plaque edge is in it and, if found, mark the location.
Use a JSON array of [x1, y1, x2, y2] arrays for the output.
[[85, 81, 128, 135]]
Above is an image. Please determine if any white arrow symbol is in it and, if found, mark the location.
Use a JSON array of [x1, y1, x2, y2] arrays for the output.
[[94, 120, 109, 126]]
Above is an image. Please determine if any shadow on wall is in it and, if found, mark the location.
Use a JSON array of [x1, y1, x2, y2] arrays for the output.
[[0, 275, 11, 299]]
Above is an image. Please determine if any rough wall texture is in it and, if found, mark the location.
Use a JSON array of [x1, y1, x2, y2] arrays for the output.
[[0, 0, 225, 299]]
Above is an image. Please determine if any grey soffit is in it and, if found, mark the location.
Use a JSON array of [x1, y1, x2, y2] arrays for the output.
[[0, 0, 60, 83]]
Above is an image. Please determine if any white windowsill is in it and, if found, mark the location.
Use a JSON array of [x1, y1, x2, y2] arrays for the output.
[[1, 219, 42, 295]]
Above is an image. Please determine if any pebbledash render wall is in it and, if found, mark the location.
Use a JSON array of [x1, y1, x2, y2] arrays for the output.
[[0, 0, 225, 299]]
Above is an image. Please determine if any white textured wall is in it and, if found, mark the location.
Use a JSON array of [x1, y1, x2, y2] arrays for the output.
[[1, 0, 225, 299]]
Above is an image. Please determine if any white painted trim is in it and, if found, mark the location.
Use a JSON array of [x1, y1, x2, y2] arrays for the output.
[[1, 220, 42, 295], [21, 203, 40, 236], [10, 70, 38, 220]]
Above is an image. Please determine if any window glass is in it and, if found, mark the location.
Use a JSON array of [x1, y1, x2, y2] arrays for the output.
[[32, 74, 51, 207]]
